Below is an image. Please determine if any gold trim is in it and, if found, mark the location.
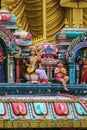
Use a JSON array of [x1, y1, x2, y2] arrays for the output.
[[0, 120, 87, 128], [0, 99, 79, 103]]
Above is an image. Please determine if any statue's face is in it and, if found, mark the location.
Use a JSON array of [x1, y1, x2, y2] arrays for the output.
[[57, 62, 63, 67], [31, 50, 36, 56]]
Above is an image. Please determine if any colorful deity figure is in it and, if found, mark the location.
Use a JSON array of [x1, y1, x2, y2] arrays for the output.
[[23, 46, 48, 84], [80, 49, 87, 84], [54, 61, 69, 91], [81, 58, 87, 84], [75, 50, 82, 84]]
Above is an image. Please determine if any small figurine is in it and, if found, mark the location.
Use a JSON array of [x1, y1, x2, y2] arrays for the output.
[[54, 61, 69, 91]]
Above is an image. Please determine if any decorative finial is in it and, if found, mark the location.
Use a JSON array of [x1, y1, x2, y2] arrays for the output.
[[79, 21, 83, 28], [19, 24, 22, 30], [64, 18, 69, 28], [72, 21, 76, 28]]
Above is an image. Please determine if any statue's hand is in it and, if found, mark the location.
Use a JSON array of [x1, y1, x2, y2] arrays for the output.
[[26, 64, 32, 68]]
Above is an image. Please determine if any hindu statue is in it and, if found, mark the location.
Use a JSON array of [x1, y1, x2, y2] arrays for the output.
[[23, 46, 48, 84], [54, 61, 69, 91]]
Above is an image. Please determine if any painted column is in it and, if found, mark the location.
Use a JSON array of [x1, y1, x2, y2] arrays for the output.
[[50, 66, 53, 79], [68, 63, 75, 84], [68, 53, 75, 84], [47, 66, 50, 79], [15, 58, 20, 83], [8, 56, 14, 83]]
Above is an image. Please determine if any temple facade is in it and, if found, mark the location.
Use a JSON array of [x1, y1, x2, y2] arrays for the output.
[[0, 1, 87, 130]]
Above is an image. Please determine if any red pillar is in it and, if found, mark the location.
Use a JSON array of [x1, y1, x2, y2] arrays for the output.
[[16, 58, 20, 83]]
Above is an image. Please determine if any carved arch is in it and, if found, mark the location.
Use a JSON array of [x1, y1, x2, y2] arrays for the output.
[[71, 42, 87, 55], [0, 25, 15, 82]]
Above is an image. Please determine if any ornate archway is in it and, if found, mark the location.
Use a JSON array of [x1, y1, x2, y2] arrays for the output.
[[66, 32, 87, 55], [66, 33, 87, 84], [72, 41, 87, 55], [0, 25, 15, 82]]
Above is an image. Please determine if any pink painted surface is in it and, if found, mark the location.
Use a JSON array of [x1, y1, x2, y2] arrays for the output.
[[11, 103, 27, 116], [53, 103, 68, 115]]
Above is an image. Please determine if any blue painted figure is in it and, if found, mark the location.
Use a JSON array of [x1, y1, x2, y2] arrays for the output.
[[46, 45, 52, 54]]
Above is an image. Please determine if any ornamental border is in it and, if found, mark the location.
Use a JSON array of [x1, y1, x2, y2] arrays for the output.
[[0, 99, 80, 103], [0, 120, 87, 128]]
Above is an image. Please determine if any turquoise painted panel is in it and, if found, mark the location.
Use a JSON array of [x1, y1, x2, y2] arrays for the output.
[[0, 103, 5, 115], [11, 15, 17, 23], [33, 103, 47, 115], [55, 32, 83, 40], [74, 103, 87, 115]]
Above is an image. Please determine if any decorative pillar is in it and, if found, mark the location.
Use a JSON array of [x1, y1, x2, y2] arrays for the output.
[[76, 63, 80, 84], [46, 66, 50, 79], [68, 63, 75, 84], [15, 58, 20, 83], [64, 18, 69, 28], [50, 66, 53, 79], [68, 53, 75, 84], [8, 56, 14, 83], [42, 0, 46, 39]]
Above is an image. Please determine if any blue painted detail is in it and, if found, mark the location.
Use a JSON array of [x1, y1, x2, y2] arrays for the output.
[[9, 41, 15, 52], [74, 103, 87, 115], [6, 103, 15, 121], [46, 46, 52, 54], [11, 15, 17, 23], [0, 103, 5, 115], [68, 63, 76, 84], [33, 103, 47, 115], [48, 103, 57, 120], [60, 52, 66, 60], [69, 103, 78, 120], [20, 39, 32, 45], [0, 83, 87, 95], [68, 52, 76, 84], [27, 103, 36, 120]]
